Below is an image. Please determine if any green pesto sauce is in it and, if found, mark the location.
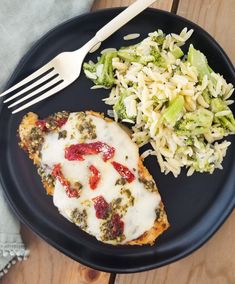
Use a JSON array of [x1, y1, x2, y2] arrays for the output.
[[37, 167, 55, 188], [138, 177, 156, 192], [71, 208, 88, 230], [76, 112, 97, 141], [100, 188, 135, 242], [58, 130, 67, 139]]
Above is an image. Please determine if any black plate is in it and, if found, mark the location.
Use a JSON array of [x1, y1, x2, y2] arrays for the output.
[[0, 8, 235, 273]]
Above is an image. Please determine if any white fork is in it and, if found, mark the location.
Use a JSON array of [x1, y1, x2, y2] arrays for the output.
[[0, 0, 156, 114]]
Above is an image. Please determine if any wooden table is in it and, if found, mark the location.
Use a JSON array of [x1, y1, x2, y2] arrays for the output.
[[2, 1, 235, 283]]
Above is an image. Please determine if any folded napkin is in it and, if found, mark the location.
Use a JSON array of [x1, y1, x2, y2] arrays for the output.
[[0, 0, 94, 277]]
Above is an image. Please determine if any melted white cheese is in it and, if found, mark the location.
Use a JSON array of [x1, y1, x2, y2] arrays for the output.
[[40, 113, 161, 244]]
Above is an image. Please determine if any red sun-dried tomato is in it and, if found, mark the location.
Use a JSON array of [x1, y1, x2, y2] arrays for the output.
[[94, 142, 115, 162], [64, 142, 115, 162], [56, 117, 68, 127], [52, 164, 79, 198], [35, 120, 47, 131], [111, 161, 135, 183], [89, 165, 101, 190], [111, 213, 124, 238], [92, 196, 109, 219], [64, 145, 84, 161]]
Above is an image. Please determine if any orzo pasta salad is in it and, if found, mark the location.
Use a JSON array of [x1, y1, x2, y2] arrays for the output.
[[83, 28, 235, 177]]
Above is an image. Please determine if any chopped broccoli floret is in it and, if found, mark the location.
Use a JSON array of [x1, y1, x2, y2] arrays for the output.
[[98, 52, 116, 87], [139, 55, 156, 65], [83, 51, 117, 88], [150, 48, 167, 67], [202, 88, 211, 105], [219, 116, 235, 132], [172, 46, 184, 59], [118, 48, 165, 66], [150, 47, 160, 59], [114, 91, 136, 121], [163, 96, 184, 127], [119, 44, 138, 51], [210, 98, 227, 113], [176, 108, 213, 136], [210, 98, 235, 132], [117, 44, 139, 62], [117, 51, 140, 62], [187, 44, 211, 81], [83, 62, 95, 73], [151, 34, 165, 46], [192, 156, 214, 172]]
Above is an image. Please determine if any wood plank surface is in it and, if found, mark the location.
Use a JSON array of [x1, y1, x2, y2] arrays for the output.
[[116, 211, 235, 284], [117, 0, 235, 283], [92, 0, 173, 11], [177, 0, 235, 63], [2, 226, 110, 284]]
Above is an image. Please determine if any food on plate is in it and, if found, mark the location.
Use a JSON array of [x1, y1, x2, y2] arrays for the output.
[[123, 33, 140, 41], [18, 111, 169, 245], [84, 28, 235, 177]]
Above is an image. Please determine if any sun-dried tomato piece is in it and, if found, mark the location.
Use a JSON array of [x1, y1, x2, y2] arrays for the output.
[[89, 165, 101, 190], [111, 161, 135, 183], [64, 142, 115, 162], [64, 145, 84, 161], [94, 142, 115, 162], [52, 164, 80, 198], [35, 120, 47, 131], [111, 213, 124, 237], [92, 196, 109, 219], [56, 117, 68, 127]]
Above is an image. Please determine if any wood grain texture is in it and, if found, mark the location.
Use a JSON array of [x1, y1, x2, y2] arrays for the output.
[[92, 0, 173, 12], [177, 0, 235, 64], [116, 211, 235, 284], [117, 1, 235, 283], [1, 226, 110, 284]]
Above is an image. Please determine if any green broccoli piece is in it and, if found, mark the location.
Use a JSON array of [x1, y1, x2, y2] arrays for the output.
[[190, 137, 219, 172], [176, 108, 213, 136], [187, 44, 211, 81], [219, 116, 235, 132], [119, 44, 138, 51], [83, 51, 117, 88], [150, 46, 183, 68], [150, 47, 160, 59], [201, 88, 211, 105], [117, 43, 140, 62], [117, 51, 140, 62], [114, 91, 135, 121], [118, 48, 163, 66], [98, 52, 116, 87], [210, 98, 235, 132], [139, 55, 156, 65], [163, 96, 184, 127], [192, 157, 214, 173], [185, 137, 193, 146], [151, 34, 165, 46], [210, 98, 227, 113], [83, 62, 96, 73], [150, 48, 167, 68], [171, 46, 184, 59]]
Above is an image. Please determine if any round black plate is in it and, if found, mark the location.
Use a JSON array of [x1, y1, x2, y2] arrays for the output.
[[0, 8, 235, 273]]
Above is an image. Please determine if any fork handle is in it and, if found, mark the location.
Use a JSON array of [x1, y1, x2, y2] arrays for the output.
[[79, 0, 156, 53], [95, 0, 156, 42]]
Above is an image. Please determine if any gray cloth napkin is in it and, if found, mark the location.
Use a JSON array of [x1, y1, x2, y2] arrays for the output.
[[0, 0, 94, 277]]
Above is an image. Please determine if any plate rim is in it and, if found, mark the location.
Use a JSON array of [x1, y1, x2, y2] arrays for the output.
[[0, 7, 235, 273]]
